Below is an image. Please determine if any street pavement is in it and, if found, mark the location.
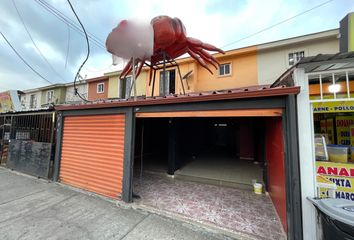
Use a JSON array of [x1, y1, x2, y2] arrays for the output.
[[0, 167, 234, 240]]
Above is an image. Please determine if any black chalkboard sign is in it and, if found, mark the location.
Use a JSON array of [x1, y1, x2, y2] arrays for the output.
[[7, 140, 52, 179]]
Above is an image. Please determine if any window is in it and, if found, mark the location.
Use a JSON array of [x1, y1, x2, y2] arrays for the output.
[[288, 51, 305, 66], [159, 69, 176, 96], [29, 94, 36, 109], [120, 76, 132, 99], [219, 63, 231, 76], [47, 90, 54, 103], [97, 83, 104, 93]]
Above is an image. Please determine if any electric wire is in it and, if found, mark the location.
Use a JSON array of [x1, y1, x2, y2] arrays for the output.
[[65, 23, 70, 68], [222, 0, 335, 48], [1, 32, 53, 85], [37, 0, 105, 49], [35, 0, 105, 50], [39, 0, 104, 46], [12, 0, 67, 82], [66, 0, 91, 102]]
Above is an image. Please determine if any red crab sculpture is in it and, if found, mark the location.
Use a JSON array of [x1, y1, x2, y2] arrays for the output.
[[106, 16, 225, 81]]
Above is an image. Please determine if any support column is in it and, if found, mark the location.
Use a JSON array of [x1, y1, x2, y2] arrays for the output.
[[167, 118, 176, 175], [122, 107, 136, 202], [53, 111, 63, 182]]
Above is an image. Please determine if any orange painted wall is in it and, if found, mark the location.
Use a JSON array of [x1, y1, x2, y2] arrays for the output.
[[195, 47, 258, 92], [145, 46, 258, 96], [88, 79, 109, 101]]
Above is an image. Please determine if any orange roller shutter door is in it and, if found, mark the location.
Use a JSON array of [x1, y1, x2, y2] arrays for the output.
[[60, 114, 125, 198]]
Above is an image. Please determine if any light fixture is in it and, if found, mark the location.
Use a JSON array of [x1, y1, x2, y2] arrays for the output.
[[328, 84, 341, 93]]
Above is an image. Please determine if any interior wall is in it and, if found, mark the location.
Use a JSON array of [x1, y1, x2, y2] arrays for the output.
[[239, 121, 254, 160], [266, 117, 287, 232]]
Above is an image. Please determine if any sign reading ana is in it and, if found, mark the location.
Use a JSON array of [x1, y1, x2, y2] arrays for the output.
[[317, 161, 354, 201]]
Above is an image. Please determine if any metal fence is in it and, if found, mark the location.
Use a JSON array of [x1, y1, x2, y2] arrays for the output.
[[0, 111, 56, 178]]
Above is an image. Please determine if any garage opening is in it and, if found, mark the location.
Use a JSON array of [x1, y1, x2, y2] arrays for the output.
[[133, 114, 287, 239]]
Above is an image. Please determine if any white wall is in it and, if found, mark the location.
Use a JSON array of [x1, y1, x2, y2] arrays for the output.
[[294, 68, 317, 240], [65, 83, 88, 103], [257, 37, 339, 85], [20, 91, 42, 110]]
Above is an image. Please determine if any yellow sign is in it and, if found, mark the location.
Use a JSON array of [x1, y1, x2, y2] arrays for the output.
[[336, 116, 354, 145], [316, 161, 354, 201], [0, 91, 14, 113], [312, 101, 354, 113]]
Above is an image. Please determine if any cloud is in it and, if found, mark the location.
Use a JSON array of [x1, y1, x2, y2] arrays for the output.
[[0, 0, 353, 91]]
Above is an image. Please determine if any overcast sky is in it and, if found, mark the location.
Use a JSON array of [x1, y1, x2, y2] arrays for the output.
[[0, 0, 353, 91]]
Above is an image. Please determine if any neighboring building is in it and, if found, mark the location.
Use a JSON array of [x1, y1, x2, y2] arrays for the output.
[[40, 84, 66, 107], [0, 90, 22, 113], [20, 84, 67, 110], [87, 76, 109, 101], [257, 29, 339, 85], [65, 80, 88, 104], [20, 88, 42, 110]]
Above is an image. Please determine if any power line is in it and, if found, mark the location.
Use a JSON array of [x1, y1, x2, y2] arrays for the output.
[[65, 23, 70, 68], [12, 0, 67, 82], [35, 0, 104, 49], [39, 0, 105, 45], [1, 32, 53, 85], [66, 0, 91, 102], [222, 0, 335, 48], [34, 0, 106, 50]]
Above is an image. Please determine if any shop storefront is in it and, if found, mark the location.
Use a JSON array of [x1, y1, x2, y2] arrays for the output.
[[294, 52, 354, 240]]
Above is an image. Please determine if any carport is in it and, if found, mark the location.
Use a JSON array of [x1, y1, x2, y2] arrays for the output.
[[54, 84, 302, 239]]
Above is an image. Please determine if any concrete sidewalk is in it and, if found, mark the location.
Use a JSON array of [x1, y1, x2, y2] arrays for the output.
[[0, 167, 233, 240]]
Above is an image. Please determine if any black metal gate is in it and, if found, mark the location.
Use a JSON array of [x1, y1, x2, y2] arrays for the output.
[[1, 111, 56, 178], [0, 115, 12, 165]]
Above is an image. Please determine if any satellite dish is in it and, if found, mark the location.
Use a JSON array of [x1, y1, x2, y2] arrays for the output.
[[182, 70, 193, 80]]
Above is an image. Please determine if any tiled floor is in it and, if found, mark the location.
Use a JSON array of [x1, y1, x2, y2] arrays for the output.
[[175, 155, 263, 189], [133, 173, 286, 240]]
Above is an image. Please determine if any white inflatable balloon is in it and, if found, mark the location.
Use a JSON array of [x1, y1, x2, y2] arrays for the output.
[[106, 19, 154, 60]]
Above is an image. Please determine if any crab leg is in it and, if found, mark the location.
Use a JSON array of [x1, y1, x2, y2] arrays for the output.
[[187, 37, 225, 54], [199, 49, 220, 68], [120, 57, 133, 80], [136, 58, 146, 78], [189, 46, 218, 70], [187, 50, 213, 74]]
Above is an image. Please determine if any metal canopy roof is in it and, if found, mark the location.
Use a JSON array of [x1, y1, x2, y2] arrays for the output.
[[298, 52, 354, 73], [55, 85, 300, 111]]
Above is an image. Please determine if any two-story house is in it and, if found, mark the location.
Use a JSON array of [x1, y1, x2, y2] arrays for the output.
[[21, 84, 66, 110], [102, 28, 339, 99], [87, 76, 109, 101]]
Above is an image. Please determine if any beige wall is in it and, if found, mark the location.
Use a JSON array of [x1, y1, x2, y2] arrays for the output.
[[108, 75, 119, 98], [41, 87, 66, 105], [107, 71, 147, 98], [20, 91, 42, 110], [257, 37, 339, 85]]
